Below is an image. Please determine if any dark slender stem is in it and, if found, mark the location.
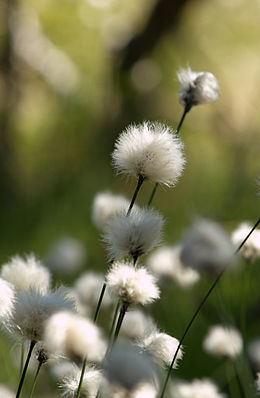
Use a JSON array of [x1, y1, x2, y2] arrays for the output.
[[20, 343, 25, 376], [147, 183, 158, 208], [29, 362, 42, 398], [16, 340, 36, 398], [126, 175, 145, 216], [159, 218, 260, 398], [76, 357, 87, 398], [112, 303, 128, 346], [175, 107, 189, 136], [94, 282, 107, 323]]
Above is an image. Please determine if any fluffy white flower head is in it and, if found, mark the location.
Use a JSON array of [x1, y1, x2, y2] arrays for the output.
[[120, 309, 155, 340], [170, 378, 226, 398], [44, 311, 105, 362], [0, 384, 15, 398], [92, 191, 138, 230], [104, 207, 164, 260], [59, 365, 103, 398], [8, 287, 75, 342], [0, 278, 15, 318], [231, 222, 260, 263], [106, 261, 160, 305], [203, 325, 243, 359], [180, 219, 235, 274], [46, 238, 86, 274], [256, 373, 260, 394], [177, 67, 219, 110], [147, 245, 200, 288], [1, 254, 51, 294], [139, 330, 183, 368], [112, 121, 185, 186], [247, 339, 260, 372]]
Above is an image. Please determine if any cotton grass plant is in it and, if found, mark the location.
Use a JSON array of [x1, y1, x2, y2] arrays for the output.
[[0, 66, 259, 398]]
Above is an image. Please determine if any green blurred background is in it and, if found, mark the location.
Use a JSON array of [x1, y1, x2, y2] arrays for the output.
[[0, 0, 260, 394]]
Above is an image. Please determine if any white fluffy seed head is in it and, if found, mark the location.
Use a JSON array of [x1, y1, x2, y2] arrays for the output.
[[106, 262, 160, 306], [138, 330, 183, 368], [44, 311, 106, 362], [256, 373, 260, 394], [104, 207, 164, 260], [104, 345, 156, 391], [247, 339, 260, 372], [0, 384, 15, 398], [112, 121, 185, 186], [177, 67, 219, 109], [0, 278, 15, 318], [59, 365, 103, 398], [46, 238, 86, 274], [231, 222, 260, 263], [203, 325, 243, 359], [1, 254, 51, 294], [120, 309, 155, 340], [180, 219, 235, 275], [170, 378, 226, 398], [92, 191, 138, 231], [8, 287, 76, 342], [75, 272, 112, 309], [147, 245, 200, 288]]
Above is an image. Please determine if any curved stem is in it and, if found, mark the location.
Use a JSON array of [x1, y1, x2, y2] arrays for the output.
[[16, 340, 36, 398], [127, 175, 145, 216], [159, 218, 260, 398], [76, 357, 87, 398], [111, 302, 128, 347], [175, 107, 189, 136], [29, 362, 42, 398], [94, 282, 107, 323], [19, 343, 25, 376]]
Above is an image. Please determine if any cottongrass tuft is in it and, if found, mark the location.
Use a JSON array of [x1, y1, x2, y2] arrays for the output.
[[180, 219, 235, 274], [112, 121, 185, 186], [170, 378, 226, 398], [104, 207, 164, 260], [75, 271, 112, 310], [7, 287, 75, 342], [0, 384, 15, 398], [106, 261, 160, 306], [247, 339, 260, 372], [104, 345, 156, 391], [1, 254, 51, 294], [120, 309, 155, 340], [138, 330, 183, 368], [92, 191, 137, 230], [44, 311, 106, 363], [256, 373, 260, 394], [0, 278, 15, 318], [231, 222, 260, 262], [203, 325, 243, 359], [147, 245, 200, 288], [59, 364, 103, 398], [177, 67, 219, 110]]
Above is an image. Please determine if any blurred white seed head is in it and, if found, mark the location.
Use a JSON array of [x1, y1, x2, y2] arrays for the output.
[[44, 311, 106, 363], [170, 378, 226, 398], [247, 339, 260, 372], [112, 121, 185, 186], [0, 384, 15, 398], [120, 309, 155, 340], [203, 325, 243, 359], [147, 245, 200, 288], [256, 373, 260, 394], [177, 67, 219, 110], [138, 330, 183, 368], [231, 222, 260, 263], [0, 278, 15, 318], [106, 262, 160, 306], [1, 254, 51, 294], [104, 345, 156, 391], [180, 219, 235, 275], [92, 191, 138, 231], [7, 287, 75, 342], [46, 237, 86, 274], [104, 208, 164, 260], [59, 365, 103, 398], [75, 271, 112, 309]]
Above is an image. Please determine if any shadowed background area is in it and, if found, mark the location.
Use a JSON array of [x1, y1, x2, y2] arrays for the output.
[[0, 0, 259, 393]]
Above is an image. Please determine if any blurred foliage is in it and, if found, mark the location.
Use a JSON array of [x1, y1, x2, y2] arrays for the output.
[[0, 0, 259, 395]]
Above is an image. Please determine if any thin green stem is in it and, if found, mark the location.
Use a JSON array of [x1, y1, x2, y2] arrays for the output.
[[94, 282, 107, 323], [147, 183, 158, 208], [126, 175, 145, 216], [111, 302, 128, 346], [29, 362, 42, 398], [175, 107, 189, 136], [159, 218, 260, 398], [233, 361, 247, 398], [16, 340, 36, 398], [240, 264, 251, 338], [225, 360, 239, 398], [20, 343, 25, 376], [109, 300, 121, 339], [76, 357, 87, 398]]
